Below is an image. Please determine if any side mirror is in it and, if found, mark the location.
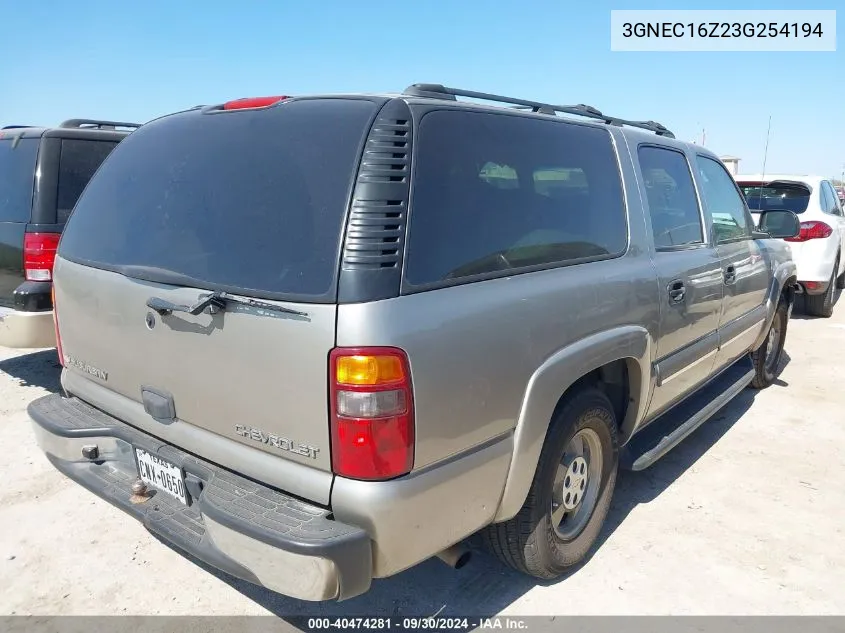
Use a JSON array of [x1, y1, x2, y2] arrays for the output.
[[757, 210, 801, 239]]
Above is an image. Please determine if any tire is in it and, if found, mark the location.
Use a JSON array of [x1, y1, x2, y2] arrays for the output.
[[836, 258, 845, 290], [804, 259, 837, 318], [482, 387, 618, 579], [750, 298, 788, 389]]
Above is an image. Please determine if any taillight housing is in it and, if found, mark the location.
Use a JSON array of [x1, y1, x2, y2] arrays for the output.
[[222, 95, 289, 110], [51, 285, 64, 366], [329, 347, 414, 480], [23, 232, 61, 281], [785, 221, 833, 242]]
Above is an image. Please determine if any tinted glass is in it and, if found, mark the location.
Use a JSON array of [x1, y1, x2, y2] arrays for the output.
[[695, 156, 751, 242], [820, 182, 832, 213], [739, 182, 811, 214], [0, 137, 38, 222], [831, 184, 844, 216], [57, 139, 119, 223], [405, 111, 626, 285], [821, 181, 842, 215], [637, 146, 703, 248], [60, 99, 376, 300]]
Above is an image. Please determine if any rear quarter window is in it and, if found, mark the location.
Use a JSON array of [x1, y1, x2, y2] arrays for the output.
[[56, 139, 119, 223], [0, 137, 39, 223], [404, 110, 627, 286]]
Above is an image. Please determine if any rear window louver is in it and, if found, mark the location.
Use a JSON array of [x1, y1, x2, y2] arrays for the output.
[[342, 101, 412, 272]]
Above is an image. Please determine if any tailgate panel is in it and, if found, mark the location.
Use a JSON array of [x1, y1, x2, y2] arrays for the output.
[[54, 258, 336, 479]]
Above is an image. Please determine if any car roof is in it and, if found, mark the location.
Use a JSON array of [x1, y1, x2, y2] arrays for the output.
[[0, 126, 49, 139], [398, 94, 707, 156], [1, 119, 142, 141], [198, 86, 686, 149], [203, 91, 640, 136]]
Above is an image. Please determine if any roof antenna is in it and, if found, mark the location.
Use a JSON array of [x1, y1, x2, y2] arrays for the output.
[[755, 115, 772, 209]]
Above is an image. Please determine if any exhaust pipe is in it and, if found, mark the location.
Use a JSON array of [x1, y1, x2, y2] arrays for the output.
[[436, 543, 472, 569]]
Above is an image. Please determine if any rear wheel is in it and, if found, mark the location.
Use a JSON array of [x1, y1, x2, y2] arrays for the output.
[[750, 298, 788, 389], [804, 259, 838, 318], [483, 388, 618, 578]]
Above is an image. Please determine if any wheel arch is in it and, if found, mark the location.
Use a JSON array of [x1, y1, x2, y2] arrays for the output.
[[491, 325, 653, 523], [752, 260, 798, 351]]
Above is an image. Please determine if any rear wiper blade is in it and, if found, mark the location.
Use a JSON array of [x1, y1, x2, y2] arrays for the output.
[[146, 291, 308, 318]]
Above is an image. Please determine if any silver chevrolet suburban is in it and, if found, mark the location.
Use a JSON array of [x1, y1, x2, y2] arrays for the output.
[[28, 84, 800, 602]]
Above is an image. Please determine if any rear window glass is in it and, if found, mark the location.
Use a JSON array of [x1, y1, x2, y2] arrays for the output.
[[57, 139, 119, 223], [405, 111, 626, 286], [0, 137, 38, 222], [739, 182, 811, 214], [59, 99, 377, 301]]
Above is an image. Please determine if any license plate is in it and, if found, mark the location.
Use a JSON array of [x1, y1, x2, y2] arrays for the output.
[[135, 448, 188, 505]]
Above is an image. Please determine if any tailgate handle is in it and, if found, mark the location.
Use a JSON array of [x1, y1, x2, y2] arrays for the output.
[[141, 387, 177, 424]]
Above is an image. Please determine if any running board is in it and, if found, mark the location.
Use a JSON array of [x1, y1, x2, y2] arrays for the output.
[[621, 355, 755, 471]]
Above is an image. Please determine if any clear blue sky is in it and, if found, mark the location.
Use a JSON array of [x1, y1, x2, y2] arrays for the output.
[[2, 0, 842, 179]]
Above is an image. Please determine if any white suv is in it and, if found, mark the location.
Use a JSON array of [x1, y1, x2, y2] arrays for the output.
[[737, 174, 845, 317]]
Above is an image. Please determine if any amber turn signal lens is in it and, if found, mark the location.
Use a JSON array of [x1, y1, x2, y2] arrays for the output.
[[335, 355, 405, 386]]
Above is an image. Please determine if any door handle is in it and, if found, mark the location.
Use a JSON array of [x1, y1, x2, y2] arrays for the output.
[[667, 279, 686, 303], [724, 265, 736, 285]]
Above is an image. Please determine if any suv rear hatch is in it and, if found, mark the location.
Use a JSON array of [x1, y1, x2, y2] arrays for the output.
[[53, 97, 379, 502], [739, 179, 812, 219]]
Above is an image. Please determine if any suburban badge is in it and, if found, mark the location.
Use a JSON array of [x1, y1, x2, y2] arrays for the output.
[[64, 355, 108, 381]]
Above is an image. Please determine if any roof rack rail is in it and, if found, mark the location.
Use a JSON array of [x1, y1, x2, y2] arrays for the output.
[[403, 83, 675, 138], [1, 125, 32, 130], [59, 119, 142, 131]]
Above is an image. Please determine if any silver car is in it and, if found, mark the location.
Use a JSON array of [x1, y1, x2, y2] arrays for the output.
[[29, 84, 800, 601]]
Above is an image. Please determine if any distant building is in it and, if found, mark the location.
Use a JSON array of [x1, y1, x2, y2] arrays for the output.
[[720, 156, 740, 175]]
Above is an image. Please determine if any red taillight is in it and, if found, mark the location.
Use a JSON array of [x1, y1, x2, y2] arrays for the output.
[[51, 286, 64, 365], [222, 95, 289, 110], [784, 221, 833, 242], [23, 232, 60, 281], [329, 347, 414, 480]]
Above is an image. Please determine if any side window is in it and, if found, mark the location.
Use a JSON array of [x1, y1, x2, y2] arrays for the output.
[[819, 183, 831, 214], [695, 155, 752, 243], [57, 139, 119, 223], [637, 146, 703, 249], [821, 182, 841, 216], [405, 111, 627, 285], [834, 185, 845, 216], [0, 138, 39, 223]]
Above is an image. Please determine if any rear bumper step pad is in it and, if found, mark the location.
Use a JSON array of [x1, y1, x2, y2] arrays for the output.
[[27, 393, 372, 601]]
